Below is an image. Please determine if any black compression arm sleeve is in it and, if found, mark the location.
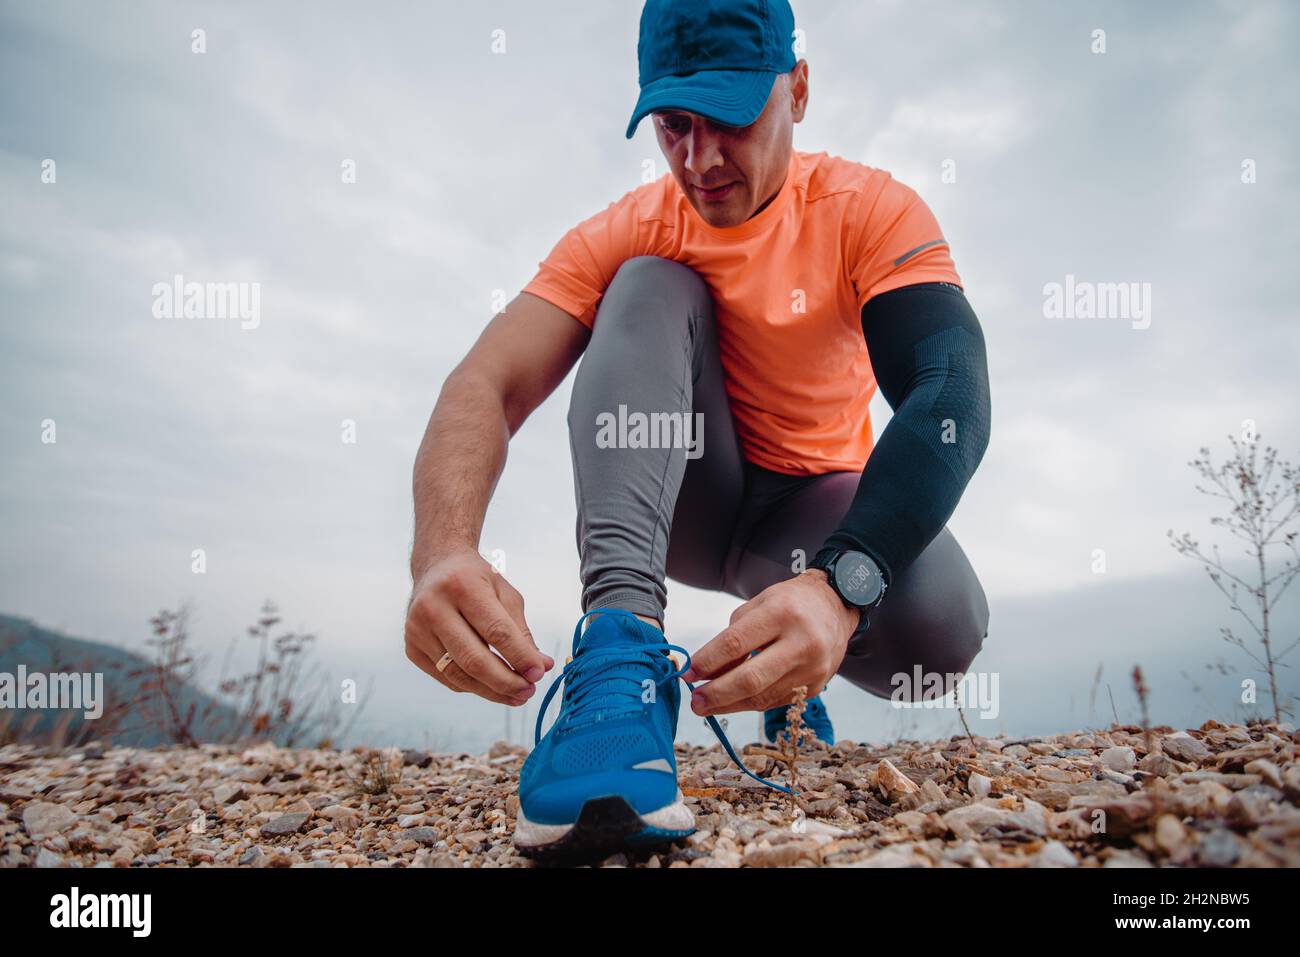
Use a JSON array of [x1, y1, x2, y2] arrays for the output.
[[816, 282, 991, 588]]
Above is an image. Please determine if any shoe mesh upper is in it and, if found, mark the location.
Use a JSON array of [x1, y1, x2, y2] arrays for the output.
[[554, 730, 653, 773]]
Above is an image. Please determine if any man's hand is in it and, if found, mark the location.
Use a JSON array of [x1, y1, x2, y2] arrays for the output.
[[682, 570, 859, 716], [405, 548, 554, 705]]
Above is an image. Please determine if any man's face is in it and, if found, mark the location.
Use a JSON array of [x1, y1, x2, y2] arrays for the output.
[[652, 61, 808, 228]]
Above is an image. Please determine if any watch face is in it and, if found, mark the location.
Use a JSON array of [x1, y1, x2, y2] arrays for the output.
[[835, 551, 883, 607]]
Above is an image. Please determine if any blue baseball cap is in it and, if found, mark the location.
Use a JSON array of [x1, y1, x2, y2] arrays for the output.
[[626, 0, 797, 140]]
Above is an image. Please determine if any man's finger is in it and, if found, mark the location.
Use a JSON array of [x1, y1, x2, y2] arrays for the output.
[[726, 675, 824, 716], [432, 606, 535, 699], [684, 603, 781, 682], [406, 640, 531, 706], [489, 575, 555, 675], [459, 575, 548, 683], [690, 639, 801, 715], [687, 653, 747, 684]]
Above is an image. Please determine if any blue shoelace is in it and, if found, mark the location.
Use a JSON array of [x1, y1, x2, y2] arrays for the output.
[[533, 609, 795, 796]]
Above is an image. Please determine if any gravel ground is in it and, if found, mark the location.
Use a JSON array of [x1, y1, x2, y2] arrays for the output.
[[2, 720, 1297, 868]]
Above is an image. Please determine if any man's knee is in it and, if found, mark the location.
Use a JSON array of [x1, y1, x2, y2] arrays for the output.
[[904, 573, 988, 678], [895, 529, 988, 675], [599, 256, 712, 332], [611, 255, 707, 294], [922, 608, 987, 681]]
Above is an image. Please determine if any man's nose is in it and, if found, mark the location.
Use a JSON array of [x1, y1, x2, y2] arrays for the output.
[[684, 128, 725, 176]]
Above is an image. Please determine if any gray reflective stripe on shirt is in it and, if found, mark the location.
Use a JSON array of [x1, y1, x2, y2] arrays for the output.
[[893, 238, 948, 267]]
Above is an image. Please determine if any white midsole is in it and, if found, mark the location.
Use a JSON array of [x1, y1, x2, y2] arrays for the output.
[[513, 788, 694, 848]]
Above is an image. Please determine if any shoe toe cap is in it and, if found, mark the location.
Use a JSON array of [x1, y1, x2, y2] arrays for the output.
[[521, 767, 679, 826]]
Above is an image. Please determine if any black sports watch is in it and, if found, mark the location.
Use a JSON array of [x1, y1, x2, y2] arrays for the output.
[[808, 547, 887, 625]]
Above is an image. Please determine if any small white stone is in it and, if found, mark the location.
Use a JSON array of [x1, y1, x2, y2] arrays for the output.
[[1031, 840, 1078, 868], [22, 802, 76, 839], [1099, 746, 1136, 772]]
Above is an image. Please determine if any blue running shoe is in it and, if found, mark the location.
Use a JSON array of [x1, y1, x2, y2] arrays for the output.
[[764, 694, 835, 746], [515, 608, 793, 862], [515, 609, 695, 861]]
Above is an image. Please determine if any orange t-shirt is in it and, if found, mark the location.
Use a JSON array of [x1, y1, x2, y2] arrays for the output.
[[521, 149, 962, 475]]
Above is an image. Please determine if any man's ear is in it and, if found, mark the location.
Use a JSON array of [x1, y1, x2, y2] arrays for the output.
[[788, 61, 809, 122]]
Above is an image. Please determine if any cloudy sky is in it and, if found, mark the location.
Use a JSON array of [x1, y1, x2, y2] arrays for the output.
[[2, 0, 1298, 751]]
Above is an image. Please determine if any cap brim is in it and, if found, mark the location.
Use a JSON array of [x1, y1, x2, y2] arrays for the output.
[[625, 69, 777, 139]]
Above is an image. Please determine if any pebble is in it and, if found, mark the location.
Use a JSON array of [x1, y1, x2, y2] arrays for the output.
[[873, 758, 920, 798], [1197, 828, 1241, 867], [260, 812, 310, 837], [213, 783, 247, 804], [942, 799, 1048, 840], [1097, 768, 1136, 788], [1243, 759, 1283, 789], [1162, 734, 1211, 764], [1082, 794, 1155, 838], [21, 801, 76, 839], [165, 798, 199, 825], [238, 846, 266, 867], [401, 749, 433, 768], [1180, 771, 1261, 790], [743, 840, 822, 867], [1153, 814, 1188, 856], [1226, 790, 1271, 829], [1099, 747, 1136, 772], [848, 845, 930, 867], [1102, 849, 1154, 868], [1030, 840, 1079, 868], [34, 847, 65, 868], [403, 827, 439, 846], [1137, 752, 1180, 777]]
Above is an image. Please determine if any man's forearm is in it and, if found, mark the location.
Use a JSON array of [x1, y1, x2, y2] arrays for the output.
[[817, 282, 992, 586], [410, 371, 511, 581]]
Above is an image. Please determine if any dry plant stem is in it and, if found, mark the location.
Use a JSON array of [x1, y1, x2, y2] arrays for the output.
[[956, 704, 978, 756], [348, 750, 402, 797], [768, 685, 819, 816], [1169, 434, 1300, 723], [1132, 665, 1154, 756], [146, 609, 201, 746]]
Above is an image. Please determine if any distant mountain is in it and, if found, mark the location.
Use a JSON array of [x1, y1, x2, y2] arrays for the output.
[[0, 614, 241, 747]]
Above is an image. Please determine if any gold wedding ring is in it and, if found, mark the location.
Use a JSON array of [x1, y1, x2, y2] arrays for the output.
[[435, 652, 454, 673]]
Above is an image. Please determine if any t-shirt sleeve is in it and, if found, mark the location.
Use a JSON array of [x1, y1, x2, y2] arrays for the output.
[[520, 190, 648, 329], [847, 176, 962, 311]]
